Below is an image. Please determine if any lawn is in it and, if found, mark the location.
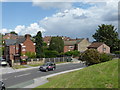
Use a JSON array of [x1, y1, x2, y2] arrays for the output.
[[28, 63, 43, 67], [36, 59, 118, 88], [13, 65, 28, 69]]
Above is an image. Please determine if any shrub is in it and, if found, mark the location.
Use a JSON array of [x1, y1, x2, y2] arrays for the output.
[[25, 52, 36, 58], [64, 50, 80, 57], [44, 50, 59, 58], [100, 53, 112, 62], [114, 51, 120, 54], [81, 49, 101, 66]]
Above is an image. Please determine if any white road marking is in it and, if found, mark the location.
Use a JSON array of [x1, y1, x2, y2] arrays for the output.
[[15, 73, 31, 78]]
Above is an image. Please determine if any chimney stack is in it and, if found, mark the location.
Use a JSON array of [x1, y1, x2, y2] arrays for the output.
[[25, 34, 31, 40]]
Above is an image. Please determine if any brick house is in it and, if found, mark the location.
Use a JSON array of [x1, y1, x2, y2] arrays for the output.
[[4, 34, 36, 62], [43, 36, 71, 46], [64, 38, 91, 52], [87, 42, 110, 53], [3, 33, 21, 40]]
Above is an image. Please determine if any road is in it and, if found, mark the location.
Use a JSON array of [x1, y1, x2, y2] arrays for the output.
[[2, 63, 85, 88]]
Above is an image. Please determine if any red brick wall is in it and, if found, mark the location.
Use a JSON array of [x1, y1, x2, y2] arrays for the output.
[[64, 45, 75, 52], [9, 45, 16, 60], [21, 35, 35, 55]]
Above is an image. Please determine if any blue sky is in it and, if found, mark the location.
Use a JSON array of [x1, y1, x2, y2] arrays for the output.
[[1, 1, 118, 41], [2, 2, 57, 29]]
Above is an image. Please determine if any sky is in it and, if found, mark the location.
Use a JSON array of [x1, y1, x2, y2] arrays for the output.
[[0, 0, 119, 41]]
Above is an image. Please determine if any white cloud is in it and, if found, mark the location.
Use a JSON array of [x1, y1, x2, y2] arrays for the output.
[[32, 2, 73, 10], [0, 23, 46, 36], [39, 1, 118, 41]]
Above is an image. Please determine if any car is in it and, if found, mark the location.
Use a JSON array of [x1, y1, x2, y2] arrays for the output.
[[0, 81, 5, 90], [0, 59, 7, 66], [39, 62, 56, 72]]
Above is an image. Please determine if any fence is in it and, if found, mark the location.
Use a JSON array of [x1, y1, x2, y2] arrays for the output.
[[13, 56, 72, 65]]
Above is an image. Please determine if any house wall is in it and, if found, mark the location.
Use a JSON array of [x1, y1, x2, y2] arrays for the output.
[[78, 39, 91, 52], [97, 44, 110, 53], [21, 35, 35, 55], [9, 45, 16, 60], [64, 45, 75, 52]]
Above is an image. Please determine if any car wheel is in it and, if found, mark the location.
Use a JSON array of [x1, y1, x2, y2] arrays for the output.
[[2, 87, 5, 90], [52, 68, 55, 71], [46, 69, 48, 72]]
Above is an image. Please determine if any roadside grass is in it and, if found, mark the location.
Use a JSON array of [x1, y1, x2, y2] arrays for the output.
[[28, 63, 43, 67], [13, 65, 28, 69], [35, 59, 118, 88], [13, 62, 69, 69], [55, 62, 68, 64]]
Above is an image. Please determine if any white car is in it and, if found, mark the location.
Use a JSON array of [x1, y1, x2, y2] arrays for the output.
[[0, 59, 7, 66]]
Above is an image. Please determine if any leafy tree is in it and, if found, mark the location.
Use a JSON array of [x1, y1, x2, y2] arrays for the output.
[[49, 37, 64, 53], [25, 52, 36, 58], [10, 31, 18, 35], [44, 50, 59, 58], [80, 49, 101, 66], [35, 31, 44, 58], [92, 24, 119, 52], [64, 50, 80, 57]]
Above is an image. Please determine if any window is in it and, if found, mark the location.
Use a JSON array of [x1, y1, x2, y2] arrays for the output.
[[22, 46, 26, 47], [69, 46, 74, 49], [103, 48, 106, 51], [22, 49, 26, 51]]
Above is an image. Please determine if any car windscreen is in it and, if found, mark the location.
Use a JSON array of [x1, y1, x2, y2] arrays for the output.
[[43, 63, 49, 66]]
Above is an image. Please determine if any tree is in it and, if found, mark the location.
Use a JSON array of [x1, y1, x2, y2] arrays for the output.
[[64, 50, 80, 57], [49, 37, 64, 53], [35, 31, 44, 58], [10, 31, 18, 35], [92, 24, 119, 52], [44, 50, 59, 58], [80, 49, 101, 66]]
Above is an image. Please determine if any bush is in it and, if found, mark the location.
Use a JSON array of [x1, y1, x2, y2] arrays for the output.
[[44, 50, 59, 58], [64, 50, 80, 57], [25, 52, 36, 58], [100, 53, 112, 62], [80, 49, 101, 66], [114, 51, 120, 54]]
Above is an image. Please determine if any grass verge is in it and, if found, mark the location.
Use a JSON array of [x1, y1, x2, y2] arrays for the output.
[[35, 59, 118, 88], [28, 63, 43, 67], [13, 65, 28, 69]]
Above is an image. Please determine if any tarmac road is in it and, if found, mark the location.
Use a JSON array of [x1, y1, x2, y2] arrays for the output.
[[2, 63, 85, 88]]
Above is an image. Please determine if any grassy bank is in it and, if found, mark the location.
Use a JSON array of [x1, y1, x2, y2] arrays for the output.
[[36, 59, 118, 88]]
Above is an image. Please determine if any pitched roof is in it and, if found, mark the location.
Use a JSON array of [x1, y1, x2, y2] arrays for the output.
[[87, 42, 104, 48], [64, 39, 84, 46], [16, 38, 26, 44], [5, 38, 26, 46], [5, 39, 17, 46]]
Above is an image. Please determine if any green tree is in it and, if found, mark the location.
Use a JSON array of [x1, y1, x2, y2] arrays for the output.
[[49, 37, 64, 53], [44, 50, 59, 58], [10, 31, 18, 35], [64, 50, 80, 57], [92, 24, 119, 52], [81, 49, 101, 66], [35, 31, 44, 58]]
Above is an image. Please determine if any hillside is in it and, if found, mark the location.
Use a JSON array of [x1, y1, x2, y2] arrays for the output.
[[36, 59, 118, 88]]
